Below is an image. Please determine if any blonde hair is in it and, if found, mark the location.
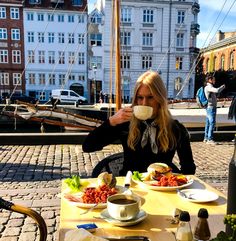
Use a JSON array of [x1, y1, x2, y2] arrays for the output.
[[127, 71, 176, 152]]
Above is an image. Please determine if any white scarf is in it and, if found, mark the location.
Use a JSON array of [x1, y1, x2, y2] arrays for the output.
[[141, 121, 158, 154]]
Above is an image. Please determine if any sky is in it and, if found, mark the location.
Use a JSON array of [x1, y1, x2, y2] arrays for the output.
[[87, 0, 236, 49]]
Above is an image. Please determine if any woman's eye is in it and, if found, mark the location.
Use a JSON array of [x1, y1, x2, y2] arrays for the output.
[[136, 96, 143, 100]]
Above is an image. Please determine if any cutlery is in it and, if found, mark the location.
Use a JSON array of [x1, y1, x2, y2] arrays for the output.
[[177, 189, 194, 200], [101, 236, 150, 241], [79, 203, 98, 215]]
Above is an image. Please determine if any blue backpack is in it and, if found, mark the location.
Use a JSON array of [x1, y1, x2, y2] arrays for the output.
[[196, 86, 208, 108]]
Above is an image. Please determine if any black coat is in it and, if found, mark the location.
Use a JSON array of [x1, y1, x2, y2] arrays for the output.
[[82, 119, 196, 175]]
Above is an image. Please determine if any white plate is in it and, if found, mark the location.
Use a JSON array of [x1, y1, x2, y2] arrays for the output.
[[132, 173, 193, 191], [100, 209, 147, 226], [63, 185, 125, 209], [177, 189, 219, 203]]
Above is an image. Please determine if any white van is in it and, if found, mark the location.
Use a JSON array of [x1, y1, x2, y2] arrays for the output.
[[51, 89, 87, 106]]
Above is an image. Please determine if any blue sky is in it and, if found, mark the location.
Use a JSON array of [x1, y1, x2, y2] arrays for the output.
[[88, 0, 236, 48]]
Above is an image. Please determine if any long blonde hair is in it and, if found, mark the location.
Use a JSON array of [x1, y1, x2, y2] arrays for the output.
[[127, 71, 176, 152]]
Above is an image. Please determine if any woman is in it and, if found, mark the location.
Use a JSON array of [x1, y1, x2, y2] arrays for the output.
[[82, 71, 196, 175]]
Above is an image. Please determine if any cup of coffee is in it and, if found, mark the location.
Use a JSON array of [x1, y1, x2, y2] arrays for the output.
[[107, 194, 141, 221], [133, 105, 153, 120]]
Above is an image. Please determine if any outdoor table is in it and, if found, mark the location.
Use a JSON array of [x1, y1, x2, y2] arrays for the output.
[[59, 176, 227, 241]]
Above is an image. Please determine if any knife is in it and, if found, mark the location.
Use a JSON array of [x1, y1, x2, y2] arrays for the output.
[[102, 236, 150, 241]]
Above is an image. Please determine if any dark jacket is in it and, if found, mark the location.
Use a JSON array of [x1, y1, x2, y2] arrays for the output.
[[82, 119, 196, 175]]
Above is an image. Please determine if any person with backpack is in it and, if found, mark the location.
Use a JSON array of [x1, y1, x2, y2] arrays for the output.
[[203, 75, 225, 144]]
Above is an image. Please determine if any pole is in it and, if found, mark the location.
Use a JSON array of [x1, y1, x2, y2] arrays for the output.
[[115, 0, 121, 111]]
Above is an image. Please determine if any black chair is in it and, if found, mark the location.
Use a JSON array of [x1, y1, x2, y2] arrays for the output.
[[92, 152, 124, 178], [0, 197, 47, 241]]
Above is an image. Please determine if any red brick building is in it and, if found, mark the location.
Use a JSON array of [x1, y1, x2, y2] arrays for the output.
[[0, 0, 25, 97]]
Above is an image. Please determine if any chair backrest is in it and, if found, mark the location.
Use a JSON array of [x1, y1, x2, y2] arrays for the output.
[[92, 152, 124, 178], [0, 197, 47, 241]]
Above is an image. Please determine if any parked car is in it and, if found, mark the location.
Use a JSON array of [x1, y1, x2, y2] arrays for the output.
[[8, 93, 38, 104], [51, 89, 87, 106]]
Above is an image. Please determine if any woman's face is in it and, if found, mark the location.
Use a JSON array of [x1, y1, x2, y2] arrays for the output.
[[136, 84, 158, 117]]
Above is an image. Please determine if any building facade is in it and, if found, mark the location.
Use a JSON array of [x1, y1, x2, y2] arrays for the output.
[[23, 0, 88, 102], [101, 0, 200, 100], [0, 0, 25, 98], [201, 30, 236, 73]]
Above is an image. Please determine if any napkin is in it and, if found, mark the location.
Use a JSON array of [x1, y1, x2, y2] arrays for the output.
[[64, 228, 108, 241]]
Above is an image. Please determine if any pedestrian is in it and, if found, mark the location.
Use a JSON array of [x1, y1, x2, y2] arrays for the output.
[[82, 70, 196, 175], [203, 75, 225, 144]]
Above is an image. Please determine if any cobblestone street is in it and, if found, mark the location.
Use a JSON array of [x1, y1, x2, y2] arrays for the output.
[[0, 141, 234, 240]]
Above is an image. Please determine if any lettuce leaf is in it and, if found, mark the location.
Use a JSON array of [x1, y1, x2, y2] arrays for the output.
[[64, 175, 82, 192], [132, 171, 143, 182]]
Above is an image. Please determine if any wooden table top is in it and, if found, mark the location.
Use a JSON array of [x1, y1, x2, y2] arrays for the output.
[[59, 175, 227, 241]]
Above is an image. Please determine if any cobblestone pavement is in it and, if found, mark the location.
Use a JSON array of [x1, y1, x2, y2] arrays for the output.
[[0, 141, 234, 241]]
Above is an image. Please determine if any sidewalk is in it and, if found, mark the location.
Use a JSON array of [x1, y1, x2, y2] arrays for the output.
[[0, 141, 234, 241]]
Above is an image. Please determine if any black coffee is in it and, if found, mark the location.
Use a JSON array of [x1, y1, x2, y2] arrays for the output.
[[111, 198, 137, 205]]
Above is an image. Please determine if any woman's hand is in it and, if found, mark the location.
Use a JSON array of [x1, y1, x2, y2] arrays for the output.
[[109, 107, 133, 126]]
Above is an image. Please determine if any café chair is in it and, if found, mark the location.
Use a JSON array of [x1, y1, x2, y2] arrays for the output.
[[92, 152, 124, 177], [0, 197, 47, 241]]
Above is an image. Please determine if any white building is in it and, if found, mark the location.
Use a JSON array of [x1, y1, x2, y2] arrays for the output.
[[23, 1, 88, 102], [89, 0, 200, 101]]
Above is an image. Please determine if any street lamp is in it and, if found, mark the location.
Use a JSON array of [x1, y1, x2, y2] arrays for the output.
[[93, 65, 97, 104]]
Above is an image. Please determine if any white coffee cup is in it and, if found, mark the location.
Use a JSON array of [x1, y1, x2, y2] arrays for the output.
[[107, 194, 141, 221], [133, 105, 153, 120]]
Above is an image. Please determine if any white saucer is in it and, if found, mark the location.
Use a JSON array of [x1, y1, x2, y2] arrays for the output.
[[100, 209, 147, 226], [178, 189, 219, 203]]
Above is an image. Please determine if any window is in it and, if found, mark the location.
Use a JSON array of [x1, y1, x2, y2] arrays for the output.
[[27, 32, 34, 43], [220, 55, 225, 70], [121, 55, 130, 69], [0, 7, 6, 19], [90, 56, 102, 69], [177, 11, 185, 24], [48, 32, 55, 43], [68, 75, 75, 81], [143, 9, 153, 23], [38, 32, 45, 43], [78, 52, 85, 65], [37, 13, 44, 21], [48, 51, 55, 64], [0, 28, 7, 40], [58, 33, 65, 43], [176, 33, 184, 47], [78, 34, 85, 44], [11, 29, 20, 40], [12, 50, 21, 64], [142, 55, 152, 69], [90, 34, 102, 46], [68, 52, 75, 64], [142, 32, 153, 46], [58, 14, 64, 22], [121, 32, 131, 46], [38, 50, 45, 64], [28, 50, 35, 63], [58, 51, 65, 64], [27, 13, 34, 21], [78, 75, 85, 81], [78, 14, 84, 23], [175, 77, 182, 91], [0, 50, 8, 63], [59, 74, 66, 85], [230, 51, 234, 69], [28, 73, 36, 84], [205, 58, 209, 72], [0, 72, 9, 85], [176, 57, 183, 70], [38, 91, 46, 101], [13, 73, 21, 85], [68, 15, 75, 23], [121, 8, 131, 23], [90, 13, 102, 24], [72, 0, 82, 6], [39, 73, 46, 85], [49, 74, 55, 85], [213, 56, 217, 71], [10, 8, 19, 19], [48, 14, 54, 22], [123, 77, 130, 99], [68, 33, 75, 44]]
